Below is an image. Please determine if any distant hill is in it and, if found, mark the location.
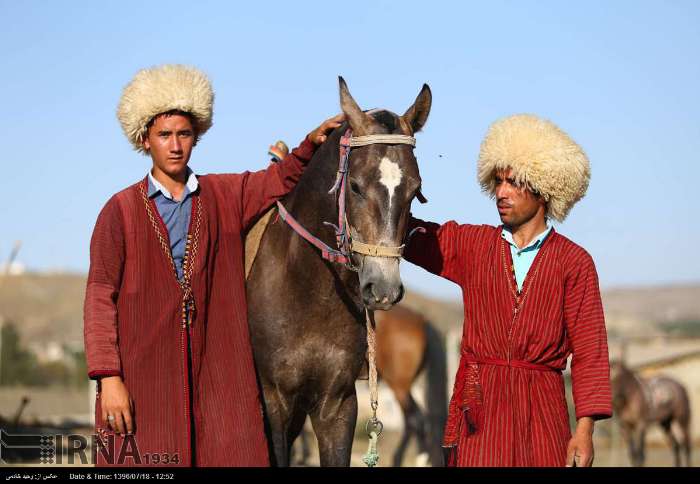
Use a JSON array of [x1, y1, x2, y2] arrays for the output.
[[1, 273, 699, 351], [601, 284, 700, 337], [403, 283, 700, 338], [0, 273, 86, 352]]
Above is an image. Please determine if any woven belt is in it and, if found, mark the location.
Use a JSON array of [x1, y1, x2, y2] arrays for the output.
[[466, 355, 560, 373], [443, 351, 561, 449]]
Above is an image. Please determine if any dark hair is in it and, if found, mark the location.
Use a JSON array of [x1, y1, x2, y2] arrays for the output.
[[143, 109, 200, 146]]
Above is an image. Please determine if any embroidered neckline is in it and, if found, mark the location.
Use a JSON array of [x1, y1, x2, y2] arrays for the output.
[[138, 180, 203, 327]]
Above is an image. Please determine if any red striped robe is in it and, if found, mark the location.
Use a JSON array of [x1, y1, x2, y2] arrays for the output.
[[404, 219, 612, 467], [83, 139, 316, 466]]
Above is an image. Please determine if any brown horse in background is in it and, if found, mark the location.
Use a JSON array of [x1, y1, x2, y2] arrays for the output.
[[375, 305, 447, 467], [610, 360, 692, 466]]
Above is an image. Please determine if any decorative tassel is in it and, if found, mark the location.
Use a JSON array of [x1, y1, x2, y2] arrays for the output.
[[362, 431, 379, 467], [462, 362, 484, 434]]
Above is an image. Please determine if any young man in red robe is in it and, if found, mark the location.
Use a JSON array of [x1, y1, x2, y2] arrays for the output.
[[405, 114, 612, 467], [83, 64, 342, 466]]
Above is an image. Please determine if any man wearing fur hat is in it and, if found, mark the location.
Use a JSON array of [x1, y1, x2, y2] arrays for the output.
[[83, 64, 342, 466], [404, 114, 612, 467]]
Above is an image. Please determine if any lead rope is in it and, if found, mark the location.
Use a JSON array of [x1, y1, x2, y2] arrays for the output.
[[362, 307, 383, 467], [278, 129, 420, 467]]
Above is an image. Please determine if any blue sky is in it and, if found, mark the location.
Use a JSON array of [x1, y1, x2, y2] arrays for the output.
[[1, 0, 698, 300]]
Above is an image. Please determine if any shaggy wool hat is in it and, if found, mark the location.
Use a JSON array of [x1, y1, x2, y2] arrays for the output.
[[117, 64, 214, 154], [477, 114, 590, 222]]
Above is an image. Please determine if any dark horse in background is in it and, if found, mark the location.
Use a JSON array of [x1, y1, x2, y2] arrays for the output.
[[374, 306, 447, 466], [610, 360, 692, 466], [246, 78, 432, 466]]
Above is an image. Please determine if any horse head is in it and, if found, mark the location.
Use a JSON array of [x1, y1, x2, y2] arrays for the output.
[[338, 77, 431, 310]]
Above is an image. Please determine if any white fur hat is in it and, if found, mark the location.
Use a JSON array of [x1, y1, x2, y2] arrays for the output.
[[477, 114, 590, 222], [117, 64, 214, 154]]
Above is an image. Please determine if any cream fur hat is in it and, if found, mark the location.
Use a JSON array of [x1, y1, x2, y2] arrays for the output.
[[477, 114, 590, 222], [117, 64, 214, 154]]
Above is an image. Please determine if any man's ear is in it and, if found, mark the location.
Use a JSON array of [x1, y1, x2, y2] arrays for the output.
[[142, 129, 151, 152]]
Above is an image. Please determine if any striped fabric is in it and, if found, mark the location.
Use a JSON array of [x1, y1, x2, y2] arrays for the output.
[[83, 139, 316, 467], [404, 218, 612, 466]]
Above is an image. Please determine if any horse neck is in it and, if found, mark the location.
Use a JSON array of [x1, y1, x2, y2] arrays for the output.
[[615, 368, 647, 403], [279, 125, 364, 313], [283, 125, 346, 247]]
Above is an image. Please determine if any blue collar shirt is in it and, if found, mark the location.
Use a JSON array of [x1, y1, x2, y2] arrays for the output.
[[147, 168, 199, 280], [501, 222, 553, 293]]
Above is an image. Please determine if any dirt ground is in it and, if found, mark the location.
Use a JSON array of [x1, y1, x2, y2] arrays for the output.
[[287, 425, 698, 467], [1, 387, 697, 467]]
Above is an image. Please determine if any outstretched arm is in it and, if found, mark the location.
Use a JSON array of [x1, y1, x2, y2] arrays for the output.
[[239, 114, 344, 231], [402, 216, 466, 285]]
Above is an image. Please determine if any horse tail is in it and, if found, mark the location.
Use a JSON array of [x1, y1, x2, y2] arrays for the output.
[[675, 380, 692, 465], [678, 381, 692, 426], [423, 321, 448, 466]]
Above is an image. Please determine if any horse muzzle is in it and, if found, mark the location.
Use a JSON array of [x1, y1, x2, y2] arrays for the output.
[[359, 257, 404, 310]]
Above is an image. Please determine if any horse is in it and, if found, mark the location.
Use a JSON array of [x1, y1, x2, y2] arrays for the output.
[[374, 305, 447, 467], [246, 77, 432, 467], [610, 360, 692, 466]]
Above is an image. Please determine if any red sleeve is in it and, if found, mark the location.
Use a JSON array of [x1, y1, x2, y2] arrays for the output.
[[83, 197, 124, 380], [402, 216, 466, 285], [239, 137, 317, 231], [564, 252, 613, 420]]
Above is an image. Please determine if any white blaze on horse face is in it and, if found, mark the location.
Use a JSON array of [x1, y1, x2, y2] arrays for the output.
[[365, 156, 404, 294], [378, 156, 403, 210]]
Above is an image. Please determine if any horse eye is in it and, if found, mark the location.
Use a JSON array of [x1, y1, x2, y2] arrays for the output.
[[350, 181, 363, 197]]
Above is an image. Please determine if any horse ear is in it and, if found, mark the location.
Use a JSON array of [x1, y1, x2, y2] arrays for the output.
[[338, 76, 372, 135], [402, 84, 432, 134]]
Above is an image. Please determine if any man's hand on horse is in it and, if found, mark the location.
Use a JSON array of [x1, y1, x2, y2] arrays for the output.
[[306, 114, 345, 145], [566, 417, 595, 467]]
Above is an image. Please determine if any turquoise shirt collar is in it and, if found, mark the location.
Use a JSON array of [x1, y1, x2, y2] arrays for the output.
[[147, 167, 199, 200], [501, 222, 553, 254]]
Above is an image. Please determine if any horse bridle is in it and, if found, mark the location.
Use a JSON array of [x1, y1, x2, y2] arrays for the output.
[[275, 127, 427, 465], [276, 128, 426, 272]]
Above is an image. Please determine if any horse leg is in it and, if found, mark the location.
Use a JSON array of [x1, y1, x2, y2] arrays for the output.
[[621, 424, 641, 467], [392, 403, 413, 467], [674, 419, 692, 467], [636, 427, 647, 467], [627, 425, 645, 467], [309, 392, 357, 467], [682, 424, 692, 467], [261, 384, 297, 467], [660, 420, 681, 467], [407, 394, 432, 466], [391, 389, 415, 467]]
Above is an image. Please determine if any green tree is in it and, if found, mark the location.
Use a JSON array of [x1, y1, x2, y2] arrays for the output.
[[70, 349, 88, 388], [0, 322, 39, 386]]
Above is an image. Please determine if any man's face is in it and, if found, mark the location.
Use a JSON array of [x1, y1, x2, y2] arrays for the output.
[[494, 168, 545, 228], [143, 113, 195, 178]]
